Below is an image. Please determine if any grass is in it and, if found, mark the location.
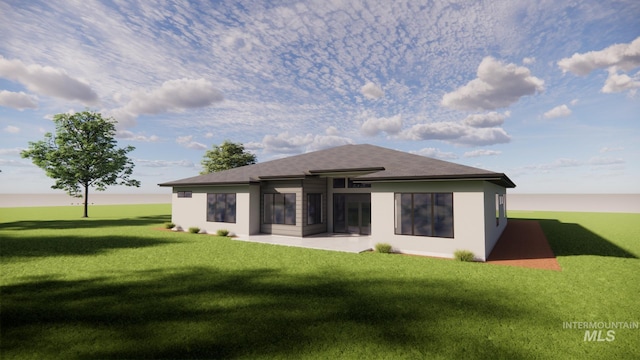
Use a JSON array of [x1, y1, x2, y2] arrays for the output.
[[1, 205, 639, 359]]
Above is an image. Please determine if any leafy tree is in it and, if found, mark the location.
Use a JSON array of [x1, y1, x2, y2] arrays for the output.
[[21, 111, 140, 217], [200, 140, 257, 174]]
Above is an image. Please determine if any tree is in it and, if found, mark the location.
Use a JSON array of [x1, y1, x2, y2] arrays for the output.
[[21, 111, 140, 217], [200, 140, 257, 174]]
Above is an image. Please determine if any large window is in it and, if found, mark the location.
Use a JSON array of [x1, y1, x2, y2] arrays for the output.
[[395, 193, 453, 238], [307, 193, 323, 225], [207, 193, 236, 223], [264, 193, 296, 225]]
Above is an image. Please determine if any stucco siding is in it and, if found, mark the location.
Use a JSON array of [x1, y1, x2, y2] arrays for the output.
[[370, 181, 486, 259], [483, 182, 508, 260], [171, 185, 253, 237]]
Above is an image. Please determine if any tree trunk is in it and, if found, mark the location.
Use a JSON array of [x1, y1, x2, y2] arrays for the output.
[[83, 185, 89, 218]]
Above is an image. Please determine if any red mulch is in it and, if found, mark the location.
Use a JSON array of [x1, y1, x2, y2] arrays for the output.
[[487, 220, 561, 271]]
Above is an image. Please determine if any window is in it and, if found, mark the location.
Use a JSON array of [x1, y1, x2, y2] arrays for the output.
[[207, 193, 236, 223], [347, 178, 371, 188], [333, 178, 345, 188], [264, 193, 296, 225], [177, 191, 192, 198], [395, 193, 453, 238], [496, 194, 504, 226], [307, 193, 323, 225]]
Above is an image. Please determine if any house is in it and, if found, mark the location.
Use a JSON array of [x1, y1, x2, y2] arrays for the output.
[[158, 144, 515, 261]]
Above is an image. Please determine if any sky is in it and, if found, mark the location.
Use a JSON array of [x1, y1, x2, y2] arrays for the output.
[[0, 0, 639, 195]]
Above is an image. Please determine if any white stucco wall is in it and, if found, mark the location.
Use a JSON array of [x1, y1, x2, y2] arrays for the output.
[[370, 181, 489, 260], [483, 182, 508, 260], [171, 185, 258, 237]]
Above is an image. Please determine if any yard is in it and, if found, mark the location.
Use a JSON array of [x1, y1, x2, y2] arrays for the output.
[[1, 204, 638, 359]]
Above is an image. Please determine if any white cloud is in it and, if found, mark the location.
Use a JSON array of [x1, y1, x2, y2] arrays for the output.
[[588, 156, 625, 166], [0, 56, 98, 104], [261, 131, 353, 154], [399, 120, 510, 146], [135, 159, 195, 168], [599, 146, 623, 153], [205, 132, 214, 138], [463, 149, 501, 157], [113, 78, 224, 128], [4, 126, 20, 134], [442, 57, 544, 111], [117, 130, 160, 142], [456, 127, 511, 146], [543, 104, 572, 119], [325, 126, 339, 135], [570, 99, 579, 106], [463, 111, 510, 128], [601, 67, 640, 93], [361, 82, 384, 99], [0, 147, 23, 156], [176, 135, 207, 150], [558, 36, 640, 76], [523, 57, 535, 65], [361, 114, 402, 136], [0, 90, 38, 110], [263, 132, 314, 153], [400, 122, 468, 141], [411, 147, 458, 160]]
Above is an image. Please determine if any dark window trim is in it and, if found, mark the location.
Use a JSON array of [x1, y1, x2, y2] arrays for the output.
[[394, 192, 454, 238], [177, 191, 192, 198], [263, 193, 296, 225], [206, 193, 236, 223]]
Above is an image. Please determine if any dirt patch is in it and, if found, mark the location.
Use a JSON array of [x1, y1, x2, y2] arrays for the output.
[[487, 220, 561, 271]]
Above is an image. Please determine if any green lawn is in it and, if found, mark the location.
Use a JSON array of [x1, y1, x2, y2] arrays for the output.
[[1, 205, 638, 359]]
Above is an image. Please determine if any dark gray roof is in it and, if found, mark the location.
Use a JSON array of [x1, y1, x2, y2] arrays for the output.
[[158, 144, 515, 188]]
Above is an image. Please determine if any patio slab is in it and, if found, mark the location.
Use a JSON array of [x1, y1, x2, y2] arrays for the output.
[[235, 233, 373, 253]]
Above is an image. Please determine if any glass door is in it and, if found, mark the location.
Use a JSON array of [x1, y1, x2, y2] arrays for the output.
[[334, 194, 371, 234]]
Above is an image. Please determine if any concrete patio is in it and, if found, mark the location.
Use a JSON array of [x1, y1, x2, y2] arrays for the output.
[[235, 233, 373, 253]]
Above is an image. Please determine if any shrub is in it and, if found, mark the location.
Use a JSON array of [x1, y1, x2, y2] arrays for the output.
[[374, 243, 393, 254], [188, 227, 200, 234], [216, 229, 230, 237], [164, 222, 175, 229], [454, 250, 476, 262]]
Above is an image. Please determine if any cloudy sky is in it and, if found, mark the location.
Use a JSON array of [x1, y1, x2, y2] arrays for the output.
[[1, 0, 639, 194]]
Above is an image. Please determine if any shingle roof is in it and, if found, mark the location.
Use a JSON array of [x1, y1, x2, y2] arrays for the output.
[[158, 144, 515, 188]]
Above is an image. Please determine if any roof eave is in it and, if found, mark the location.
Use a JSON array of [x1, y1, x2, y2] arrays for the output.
[[158, 181, 257, 187]]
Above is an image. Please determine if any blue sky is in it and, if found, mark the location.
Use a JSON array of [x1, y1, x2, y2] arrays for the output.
[[0, 0, 639, 194]]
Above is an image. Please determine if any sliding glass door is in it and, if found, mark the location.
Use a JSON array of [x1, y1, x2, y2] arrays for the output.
[[334, 194, 371, 235]]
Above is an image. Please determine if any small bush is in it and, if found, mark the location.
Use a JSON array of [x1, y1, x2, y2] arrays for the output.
[[164, 222, 175, 229], [188, 227, 200, 234], [216, 229, 230, 237], [454, 250, 476, 262], [375, 243, 393, 253]]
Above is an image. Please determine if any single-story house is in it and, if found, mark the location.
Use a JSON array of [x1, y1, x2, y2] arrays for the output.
[[158, 144, 515, 261]]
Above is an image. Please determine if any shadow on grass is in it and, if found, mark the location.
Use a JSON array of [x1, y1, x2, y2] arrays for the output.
[[0, 214, 171, 231], [1, 267, 550, 359], [511, 218, 637, 259], [0, 234, 177, 260]]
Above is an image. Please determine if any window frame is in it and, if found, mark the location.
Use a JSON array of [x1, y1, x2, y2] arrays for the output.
[[206, 193, 236, 223], [263, 193, 296, 225], [394, 192, 454, 238]]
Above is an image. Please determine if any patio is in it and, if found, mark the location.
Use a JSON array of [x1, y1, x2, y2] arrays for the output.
[[236, 233, 373, 253]]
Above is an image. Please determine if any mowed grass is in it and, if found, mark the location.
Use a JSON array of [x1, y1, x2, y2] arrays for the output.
[[1, 205, 639, 359]]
